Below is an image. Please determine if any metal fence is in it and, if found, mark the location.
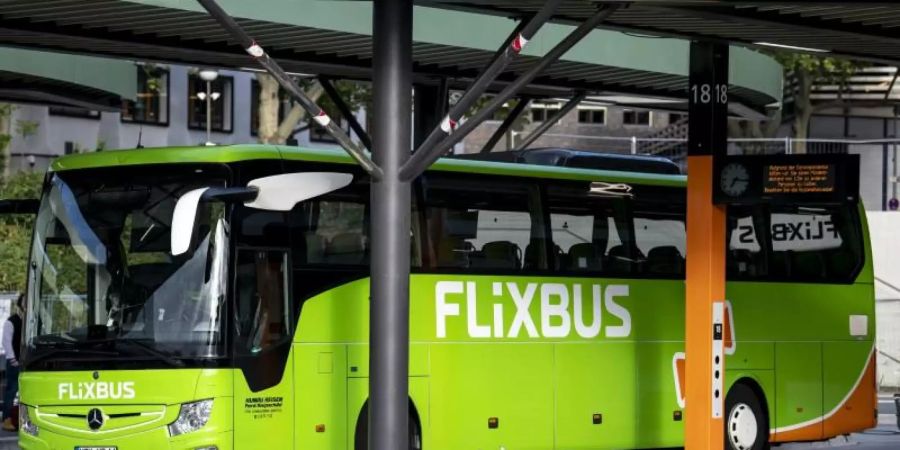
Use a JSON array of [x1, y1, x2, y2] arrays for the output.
[[515, 133, 900, 157]]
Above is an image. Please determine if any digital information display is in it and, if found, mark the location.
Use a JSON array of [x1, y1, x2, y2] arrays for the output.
[[763, 163, 835, 195], [713, 154, 859, 205]]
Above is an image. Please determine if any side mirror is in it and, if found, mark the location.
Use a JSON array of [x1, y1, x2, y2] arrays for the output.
[[171, 186, 259, 256], [171, 187, 210, 256], [244, 172, 353, 211], [171, 172, 352, 255]]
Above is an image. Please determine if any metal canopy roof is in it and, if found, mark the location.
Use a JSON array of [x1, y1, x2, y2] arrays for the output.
[[0, 71, 123, 111], [0, 47, 135, 110], [417, 1, 900, 65], [0, 0, 779, 110]]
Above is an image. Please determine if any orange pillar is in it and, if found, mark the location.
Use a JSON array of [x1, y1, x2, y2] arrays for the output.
[[685, 155, 726, 449], [684, 41, 728, 450]]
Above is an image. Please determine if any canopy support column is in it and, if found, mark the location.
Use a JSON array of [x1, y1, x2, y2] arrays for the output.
[[480, 97, 531, 153], [514, 91, 586, 150], [370, 2, 413, 450], [685, 40, 729, 450]]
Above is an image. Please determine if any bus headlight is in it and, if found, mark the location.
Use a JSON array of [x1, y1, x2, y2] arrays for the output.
[[20, 405, 39, 437], [168, 400, 213, 437]]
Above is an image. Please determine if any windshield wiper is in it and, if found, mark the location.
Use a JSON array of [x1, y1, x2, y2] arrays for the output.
[[32, 334, 79, 347], [117, 339, 185, 368], [25, 348, 121, 367], [32, 335, 184, 368]]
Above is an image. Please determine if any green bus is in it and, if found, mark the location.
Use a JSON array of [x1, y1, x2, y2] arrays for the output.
[[10, 145, 875, 450]]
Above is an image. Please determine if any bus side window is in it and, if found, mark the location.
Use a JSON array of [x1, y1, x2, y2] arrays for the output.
[[726, 203, 864, 283], [285, 170, 423, 268], [726, 205, 768, 280], [422, 175, 545, 271], [632, 189, 686, 278], [234, 249, 290, 355], [767, 204, 863, 283], [546, 182, 628, 274]]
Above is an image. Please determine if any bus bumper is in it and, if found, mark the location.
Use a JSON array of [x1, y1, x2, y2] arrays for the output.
[[19, 429, 233, 450]]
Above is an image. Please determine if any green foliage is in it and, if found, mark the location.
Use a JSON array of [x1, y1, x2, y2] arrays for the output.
[[143, 64, 166, 93], [315, 79, 372, 122], [774, 52, 860, 83], [0, 171, 44, 292]]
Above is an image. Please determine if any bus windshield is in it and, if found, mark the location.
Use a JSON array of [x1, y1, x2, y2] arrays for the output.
[[24, 166, 229, 369]]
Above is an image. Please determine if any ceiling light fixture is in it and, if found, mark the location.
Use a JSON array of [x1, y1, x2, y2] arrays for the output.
[[753, 42, 829, 53]]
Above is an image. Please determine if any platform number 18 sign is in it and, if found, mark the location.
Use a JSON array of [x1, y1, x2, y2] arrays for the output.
[[691, 83, 728, 105]]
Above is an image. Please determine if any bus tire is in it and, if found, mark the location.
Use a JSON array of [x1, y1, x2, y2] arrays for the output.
[[354, 404, 422, 450], [725, 383, 769, 450]]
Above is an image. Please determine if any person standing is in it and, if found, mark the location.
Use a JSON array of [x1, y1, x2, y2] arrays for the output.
[[2, 294, 23, 432]]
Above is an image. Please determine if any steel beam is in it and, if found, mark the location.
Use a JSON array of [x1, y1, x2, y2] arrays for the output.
[[195, 0, 383, 179], [319, 76, 374, 152], [412, 0, 562, 158], [480, 97, 531, 153], [370, 1, 413, 450], [400, 5, 619, 181], [514, 92, 586, 150]]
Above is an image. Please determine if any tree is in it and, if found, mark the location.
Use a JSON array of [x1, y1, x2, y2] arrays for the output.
[[0, 103, 14, 180], [256, 75, 372, 145], [1, 104, 41, 181], [0, 171, 43, 293], [774, 53, 861, 153]]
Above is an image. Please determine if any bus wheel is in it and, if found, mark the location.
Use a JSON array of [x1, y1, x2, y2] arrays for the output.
[[725, 383, 769, 450], [354, 406, 422, 450]]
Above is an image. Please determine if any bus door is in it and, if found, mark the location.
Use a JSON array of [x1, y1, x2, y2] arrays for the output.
[[230, 160, 295, 448], [284, 167, 371, 450], [231, 209, 295, 448]]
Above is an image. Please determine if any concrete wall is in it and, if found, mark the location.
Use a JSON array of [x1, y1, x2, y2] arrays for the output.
[[809, 114, 900, 212], [460, 107, 675, 154], [866, 212, 900, 389], [5, 65, 350, 174]]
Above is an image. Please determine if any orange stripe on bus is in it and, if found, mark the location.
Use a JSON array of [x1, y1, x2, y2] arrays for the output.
[[771, 352, 877, 443]]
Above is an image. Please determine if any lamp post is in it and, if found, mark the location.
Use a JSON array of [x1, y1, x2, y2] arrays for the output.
[[198, 69, 220, 146]]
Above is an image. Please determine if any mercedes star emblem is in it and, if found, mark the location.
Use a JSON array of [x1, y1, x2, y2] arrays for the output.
[[87, 408, 104, 431]]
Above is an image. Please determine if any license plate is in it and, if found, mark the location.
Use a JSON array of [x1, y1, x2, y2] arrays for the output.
[[75, 447, 117, 450]]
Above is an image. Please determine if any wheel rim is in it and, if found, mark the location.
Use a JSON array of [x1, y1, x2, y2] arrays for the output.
[[728, 402, 758, 450]]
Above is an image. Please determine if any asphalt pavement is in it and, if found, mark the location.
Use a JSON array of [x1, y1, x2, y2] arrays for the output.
[[0, 429, 14, 450], [0, 397, 894, 450]]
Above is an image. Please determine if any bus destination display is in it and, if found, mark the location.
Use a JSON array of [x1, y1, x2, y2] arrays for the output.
[[714, 154, 859, 205]]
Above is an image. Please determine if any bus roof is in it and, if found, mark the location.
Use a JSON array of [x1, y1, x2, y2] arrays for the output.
[[50, 145, 687, 188]]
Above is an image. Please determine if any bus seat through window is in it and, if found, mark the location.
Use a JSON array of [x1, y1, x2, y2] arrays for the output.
[[471, 241, 521, 269], [435, 238, 472, 268], [646, 245, 684, 276], [567, 242, 603, 271], [325, 233, 367, 265], [606, 245, 632, 273]]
